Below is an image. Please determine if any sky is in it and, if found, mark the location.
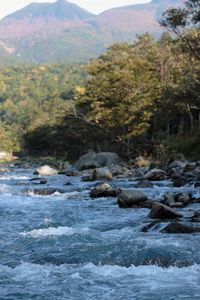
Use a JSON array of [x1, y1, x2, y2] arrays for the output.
[[0, 0, 151, 19]]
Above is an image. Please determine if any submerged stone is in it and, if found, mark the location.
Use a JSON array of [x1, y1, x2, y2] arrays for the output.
[[160, 222, 200, 234], [149, 203, 182, 219]]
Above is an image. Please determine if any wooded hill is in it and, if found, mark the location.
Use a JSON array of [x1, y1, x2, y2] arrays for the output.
[[0, 0, 199, 160]]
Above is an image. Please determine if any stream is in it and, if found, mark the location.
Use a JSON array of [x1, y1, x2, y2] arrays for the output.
[[0, 166, 200, 299]]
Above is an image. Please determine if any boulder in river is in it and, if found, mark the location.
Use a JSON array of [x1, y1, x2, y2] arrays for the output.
[[149, 203, 183, 219], [92, 167, 113, 181], [191, 211, 200, 222], [173, 176, 189, 187], [73, 151, 120, 171], [90, 183, 121, 198], [160, 222, 200, 234], [30, 177, 47, 185], [59, 161, 72, 174], [117, 190, 148, 208], [161, 192, 192, 207], [24, 188, 65, 196], [144, 168, 167, 181], [168, 160, 188, 170], [34, 165, 58, 176], [135, 179, 154, 188]]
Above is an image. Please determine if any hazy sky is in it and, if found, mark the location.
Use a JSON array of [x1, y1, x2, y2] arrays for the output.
[[0, 0, 151, 19]]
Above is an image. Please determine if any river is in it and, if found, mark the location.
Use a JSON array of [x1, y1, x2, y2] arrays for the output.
[[0, 166, 200, 299]]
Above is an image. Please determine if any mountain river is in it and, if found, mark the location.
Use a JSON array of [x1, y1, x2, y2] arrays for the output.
[[0, 166, 200, 299]]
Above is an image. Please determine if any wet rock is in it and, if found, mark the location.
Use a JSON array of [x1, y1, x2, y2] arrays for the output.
[[90, 183, 121, 198], [192, 198, 200, 203], [160, 222, 200, 234], [66, 171, 82, 177], [194, 182, 200, 188], [169, 202, 185, 208], [168, 168, 182, 179], [81, 171, 93, 182], [176, 192, 191, 205], [168, 160, 188, 170], [135, 179, 153, 188], [117, 190, 148, 208], [173, 176, 189, 187], [161, 192, 192, 207], [34, 165, 58, 176], [184, 162, 197, 172], [137, 199, 154, 209], [24, 188, 65, 196], [161, 192, 175, 205], [92, 167, 112, 181], [191, 211, 200, 222], [141, 220, 161, 232], [30, 177, 47, 185], [144, 168, 167, 181], [110, 165, 127, 176], [59, 161, 72, 174], [73, 151, 120, 171], [149, 203, 182, 219]]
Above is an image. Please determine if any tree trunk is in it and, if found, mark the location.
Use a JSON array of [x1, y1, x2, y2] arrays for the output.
[[187, 105, 194, 136]]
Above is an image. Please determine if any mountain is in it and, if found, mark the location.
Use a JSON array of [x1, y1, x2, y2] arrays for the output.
[[0, 0, 185, 66], [4, 0, 93, 21]]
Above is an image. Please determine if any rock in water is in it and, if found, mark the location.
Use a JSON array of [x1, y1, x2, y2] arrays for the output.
[[160, 222, 200, 234], [73, 151, 120, 171], [149, 203, 182, 219], [144, 168, 167, 181], [24, 188, 65, 196], [92, 167, 112, 180], [90, 183, 121, 198], [34, 165, 58, 176], [135, 179, 153, 188], [117, 190, 147, 208], [30, 177, 47, 184]]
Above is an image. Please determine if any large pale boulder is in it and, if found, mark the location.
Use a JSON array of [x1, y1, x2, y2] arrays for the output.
[[117, 190, 148, 208], [34, 165, 58, 176], [73, 151, 120, 171], [92, 167, 113, 180]]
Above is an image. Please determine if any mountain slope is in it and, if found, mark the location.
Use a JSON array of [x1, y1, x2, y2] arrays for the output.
[[3, 0, 94, 21], [0, 0, 185, 65]]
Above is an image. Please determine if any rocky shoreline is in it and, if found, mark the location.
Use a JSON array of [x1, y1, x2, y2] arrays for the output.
[[2, 151, 200, 235]]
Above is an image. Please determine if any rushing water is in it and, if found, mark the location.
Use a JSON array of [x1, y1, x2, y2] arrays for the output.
[[0, 166, 200, 299]]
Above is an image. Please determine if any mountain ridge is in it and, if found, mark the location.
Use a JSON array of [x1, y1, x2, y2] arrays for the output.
[[0, 0, 185, 65], [2, 0, 94, 21]]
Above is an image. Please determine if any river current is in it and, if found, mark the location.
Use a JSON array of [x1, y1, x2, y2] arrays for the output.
[[0, 166, 200, 299]]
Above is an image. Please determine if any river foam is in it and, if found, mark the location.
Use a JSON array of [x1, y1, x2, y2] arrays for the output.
[[20, 226, 90, 238]]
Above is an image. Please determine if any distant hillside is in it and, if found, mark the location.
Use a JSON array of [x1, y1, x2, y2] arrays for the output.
[[0, 0, 185, 65]]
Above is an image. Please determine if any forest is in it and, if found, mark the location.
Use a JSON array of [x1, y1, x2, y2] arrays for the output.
[[0, 0, 200, 160]]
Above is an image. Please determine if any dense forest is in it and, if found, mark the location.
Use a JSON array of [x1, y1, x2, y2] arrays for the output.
[[0, 0, 200, 160]]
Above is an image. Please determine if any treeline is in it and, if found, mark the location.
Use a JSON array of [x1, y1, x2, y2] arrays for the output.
[[1, 0, 200, 159], [0, 63, 86, 151]]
